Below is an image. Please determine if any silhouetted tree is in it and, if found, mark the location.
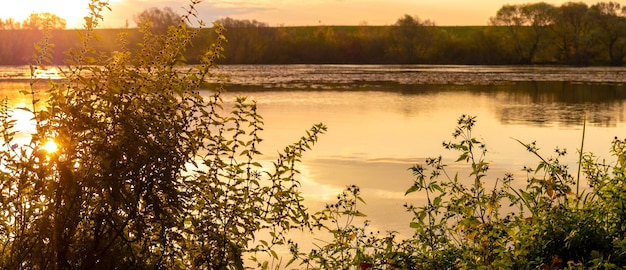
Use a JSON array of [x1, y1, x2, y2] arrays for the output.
[[134, 7, 181, 33], [391, 15, 437, 63], [216, 17, 275, 63], [216, 17, 268, 28], [490, 2, 557, 63], [0, 18, 21, 29], [552, 2, 595, 65], [21, 12, 66, 30], [588, 2, 626, 65]]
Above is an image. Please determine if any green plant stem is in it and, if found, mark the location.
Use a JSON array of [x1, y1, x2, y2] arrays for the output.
[[576, 113, 586, 206]]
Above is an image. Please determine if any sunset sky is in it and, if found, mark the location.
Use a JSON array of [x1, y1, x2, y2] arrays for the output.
[[0, 0, 620, 29]]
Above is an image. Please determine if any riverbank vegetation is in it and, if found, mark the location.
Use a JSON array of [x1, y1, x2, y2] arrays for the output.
[[2, 0, 626, 269], [290, 115, 626, 269], [0, 1, 325, 268], [1, 1, 626, 66]]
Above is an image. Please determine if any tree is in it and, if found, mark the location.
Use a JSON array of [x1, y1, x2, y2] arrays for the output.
[[0, 18, 21, 29], [216, 17, 269, 28], [490, 2, 557, 64], [391, 14, 438, 63], [552, 2, 595, 65], [21, 12, 66, 30], [588, 1, 626, 65], [215, 17, 274, 63], [0, 0, 324, 269], [7, 18, 20, 29], [134, 6, 181, 33]]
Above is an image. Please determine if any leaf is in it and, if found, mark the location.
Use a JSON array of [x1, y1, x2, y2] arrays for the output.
[[430, 182, 443, 193], [356, 196, 366, 205], [285, 257, 296, 267], [536, 162, 546, 172], [456, 152, 469, 162], [433, 196, 442, 207], [405, 184, 420, 195]]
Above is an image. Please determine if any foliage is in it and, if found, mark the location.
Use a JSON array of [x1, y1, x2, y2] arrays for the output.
[[588, 2, 626, 66], [0, 12, 66, 30], [389, 15, 439, 63], [21, 12, 67, 30], [0, 0, 325, 269], [0, 18, 21, 30], [400, 115, 626, 269], [215, 17, 274, 64], [290, 114, 626, 269], [490, 2, 556, 63], [2, 1, 626, 65], [134, 6, 184, 33], [289, 185, 412, 269], [402, 115, 516, 269], [551, 2, 598, 65]]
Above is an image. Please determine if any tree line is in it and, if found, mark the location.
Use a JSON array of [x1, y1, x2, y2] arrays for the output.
[[0, 13, 67, 30], [218, 1, 626, 66], [1, 1, 625, 66]]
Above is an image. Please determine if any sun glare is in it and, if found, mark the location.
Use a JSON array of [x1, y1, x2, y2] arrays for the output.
[[0, 0, 101, 29], [4, 103, 59, 156], [42, 139, 58, 154], [11, 104, 36, 135]]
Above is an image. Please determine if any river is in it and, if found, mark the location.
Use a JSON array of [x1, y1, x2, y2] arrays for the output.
[[2, 64, 626, 260], [211, 65, 626, 238]]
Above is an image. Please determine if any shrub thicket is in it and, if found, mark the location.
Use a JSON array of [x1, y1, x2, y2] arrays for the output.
[[292, 115, 626, 269], [0, 0, 325, 269]]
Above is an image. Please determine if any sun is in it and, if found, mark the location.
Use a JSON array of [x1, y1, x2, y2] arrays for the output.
[[42, 139, 59, 154], [0, 0, 122, 29]]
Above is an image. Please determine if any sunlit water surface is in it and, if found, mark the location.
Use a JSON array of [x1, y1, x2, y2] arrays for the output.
[[2, 65, 626, 265], [215, 65, 626, 239]]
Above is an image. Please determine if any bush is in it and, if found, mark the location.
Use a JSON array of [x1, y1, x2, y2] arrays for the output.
[[0, 0, 325, 269], [402, 115, 626, 269], [293, 115, 626, 269]]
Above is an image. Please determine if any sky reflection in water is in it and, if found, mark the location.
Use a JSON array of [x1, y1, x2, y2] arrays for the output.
[[1, 65, 626, 240], [214, 65, 626, 239]]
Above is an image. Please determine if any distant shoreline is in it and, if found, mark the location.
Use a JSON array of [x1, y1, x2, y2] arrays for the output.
[[1, 25, 625, 66]]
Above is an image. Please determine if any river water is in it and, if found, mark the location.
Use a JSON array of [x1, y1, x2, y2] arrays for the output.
[[2, 64, 626, 256], [211, 65, 626, 239]]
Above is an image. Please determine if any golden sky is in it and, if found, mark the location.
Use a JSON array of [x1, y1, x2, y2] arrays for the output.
[[0, 0, 621, 28]]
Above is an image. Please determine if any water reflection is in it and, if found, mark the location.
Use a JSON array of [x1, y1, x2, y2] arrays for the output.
[[365, 81, 626, 127], [1, 65, 625, 243], [227, 81, 626, 128], [0, 80, 50, 145], [490, 82, 625, 127], [217, 65, 626, 87], [214, 75, 626, 240]]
